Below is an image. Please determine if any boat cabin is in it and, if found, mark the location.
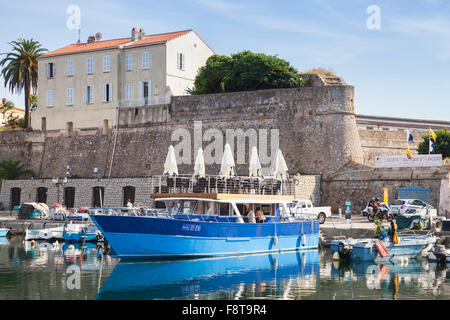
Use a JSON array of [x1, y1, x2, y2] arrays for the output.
[[151, 193, 294, 224]]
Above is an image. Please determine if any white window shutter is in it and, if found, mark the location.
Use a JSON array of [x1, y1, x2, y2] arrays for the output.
[[83, 86, 87, 103], [182, 54, 185, 70], [90, 85, 94, 103], [139, 82, 143, 106], [53, 63, 56, 76], [109, 83, 113, 102], [177, 52, 180, 70], [102, 84, 106, 102], [148, 81, 152, 104], [46, 63, 49, 78]]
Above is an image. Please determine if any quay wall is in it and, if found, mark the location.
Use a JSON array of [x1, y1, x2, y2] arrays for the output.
[[0, 175, 321, 209], [321, 166, 450, 215]]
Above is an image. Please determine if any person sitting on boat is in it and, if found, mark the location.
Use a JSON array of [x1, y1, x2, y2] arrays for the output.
[[255, 207, 266, 223], [245, 206, 256, 223]]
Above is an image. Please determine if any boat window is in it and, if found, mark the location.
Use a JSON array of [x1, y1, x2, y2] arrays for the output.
[[299, 201, 306, 208], [218, 203, 230, 216], [181, 200, 196, 214], [166, 200, 181, 213], [205, 201, 216, 215], [194, 201, 205, 214], [260, 204, 273, 216], [254, 204, 275, 216], [392, 200, 404, 205]]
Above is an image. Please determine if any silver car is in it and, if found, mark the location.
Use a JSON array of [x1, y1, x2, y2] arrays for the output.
[[389, 199, 433, 215]]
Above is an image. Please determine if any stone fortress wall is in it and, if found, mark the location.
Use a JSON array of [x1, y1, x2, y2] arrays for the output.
[[0, 74, 448, 212]]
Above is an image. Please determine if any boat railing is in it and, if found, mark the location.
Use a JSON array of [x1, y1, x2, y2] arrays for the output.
[[150, 174, 295, 196]]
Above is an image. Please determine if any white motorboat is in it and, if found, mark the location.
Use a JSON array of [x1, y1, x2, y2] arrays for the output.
[[427, 244, 450, 263]]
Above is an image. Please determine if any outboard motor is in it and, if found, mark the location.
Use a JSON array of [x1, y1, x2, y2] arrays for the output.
[[433, 245, 447, 264], [338, 241, 352, 260]]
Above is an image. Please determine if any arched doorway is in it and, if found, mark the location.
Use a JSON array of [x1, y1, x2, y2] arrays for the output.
[[10, 187, 21, 207], [123, 186, 136, 206], [36, 187, 48, 203], [92, 186, 105, 208], [64, 187, 75, 208]]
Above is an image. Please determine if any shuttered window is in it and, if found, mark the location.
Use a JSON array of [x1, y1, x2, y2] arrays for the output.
[[84, 85, 94, 104], [87, 57, 94, 74], [46, 62, 56, 78], [47, 89, 54, 106], [125, 53, 133, 70], [67, 59, 74, 76], [142, 51, 150, 69], [102, 83, 113, 102], [66, 88, 74, 105], [103, 55, 110, 72], [125, 83, 132, 101]]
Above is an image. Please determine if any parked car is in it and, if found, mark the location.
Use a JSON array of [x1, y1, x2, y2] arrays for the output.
[[289, 200, 332, 224], [389, 199, 433, 216]]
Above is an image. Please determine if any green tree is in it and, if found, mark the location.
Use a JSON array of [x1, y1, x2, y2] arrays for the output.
[[0, 39, 47, 129], [417, 129, 450, 159], [0, 160, 35, 179], [190, 51, 306, 94]]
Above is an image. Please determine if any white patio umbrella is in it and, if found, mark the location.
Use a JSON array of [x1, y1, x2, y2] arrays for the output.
[[163, 145, 178, 176], [249, 146, 262, 178], [194, 148, 206, 178], [273, 149, 289, 181], [220, 143, 235, 178]]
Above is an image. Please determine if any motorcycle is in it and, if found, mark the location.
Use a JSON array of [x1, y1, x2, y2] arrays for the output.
[[367, 203, 394, 222]]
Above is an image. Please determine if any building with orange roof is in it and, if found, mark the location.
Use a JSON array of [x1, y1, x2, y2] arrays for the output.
[[0, 98, 25, 127], [32, 28, 214, 132]]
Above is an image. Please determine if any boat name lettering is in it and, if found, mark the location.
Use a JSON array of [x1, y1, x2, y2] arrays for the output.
[[181, 224, 201, 232]]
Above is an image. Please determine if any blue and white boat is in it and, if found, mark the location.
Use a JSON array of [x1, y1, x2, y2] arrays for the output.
[[90, 175, 320, 261], [0, 228, 9, 237], [330, 233, 438, 262], [63, 223, 102, 243]]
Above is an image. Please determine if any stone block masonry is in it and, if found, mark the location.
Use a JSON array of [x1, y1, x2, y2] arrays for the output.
[[0, 84, 364, 179], [0, 175, 321, 209]]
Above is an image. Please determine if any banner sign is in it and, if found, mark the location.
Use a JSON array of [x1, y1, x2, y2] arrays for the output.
[[374, 154, 442, 168]]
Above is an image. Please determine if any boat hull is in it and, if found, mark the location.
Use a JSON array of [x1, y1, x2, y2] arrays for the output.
[[91, 215, 319, 260], [330, 236, 437, 262], [0, 229, 9, 237]]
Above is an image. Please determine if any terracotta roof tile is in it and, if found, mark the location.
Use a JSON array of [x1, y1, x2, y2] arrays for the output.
[[41, 38, 132, 57], [126, 29, 192, 48], [41, 30, 194, 57]]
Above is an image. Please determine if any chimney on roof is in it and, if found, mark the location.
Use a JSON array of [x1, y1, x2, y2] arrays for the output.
[[138, 28, 145, 40], [1, 98, 6, 105], [131, 27, 138, 41], [87, 35, 96, 43]]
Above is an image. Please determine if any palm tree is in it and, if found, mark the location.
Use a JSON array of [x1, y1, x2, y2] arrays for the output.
[[0, 39, 47, 129], [0, 160, 35, 180]]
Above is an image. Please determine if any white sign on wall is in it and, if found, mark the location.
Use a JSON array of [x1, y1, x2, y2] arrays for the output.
[[374, 154, 443, 168]]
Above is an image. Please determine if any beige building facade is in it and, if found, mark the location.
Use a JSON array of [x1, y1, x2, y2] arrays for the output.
[[32, 28, 214, 132]]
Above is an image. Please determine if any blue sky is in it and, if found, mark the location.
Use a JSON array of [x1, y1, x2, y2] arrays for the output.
[[1, 0, 449, 121]]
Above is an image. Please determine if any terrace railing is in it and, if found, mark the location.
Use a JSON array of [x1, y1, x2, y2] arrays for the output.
[[150, 174, 295, 196]]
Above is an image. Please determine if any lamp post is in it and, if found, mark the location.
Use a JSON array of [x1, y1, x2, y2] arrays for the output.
[[52, 165, 71, 205]]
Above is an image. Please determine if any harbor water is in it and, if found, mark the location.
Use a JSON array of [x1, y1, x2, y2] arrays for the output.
[[0, 236, 448, 300]]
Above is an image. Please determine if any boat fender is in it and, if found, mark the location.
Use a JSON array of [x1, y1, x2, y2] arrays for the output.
[[68, 245, 75, 251], [332, 252, 340, 261], [374, 240, 390, 258], [30, 240, 35, 247], [273, 235, 278, 246], [295, 180, 299, 186], [301, 233, 306, 246]]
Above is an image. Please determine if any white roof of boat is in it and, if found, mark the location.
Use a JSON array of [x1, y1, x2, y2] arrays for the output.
[[151, 193, 294, 203]]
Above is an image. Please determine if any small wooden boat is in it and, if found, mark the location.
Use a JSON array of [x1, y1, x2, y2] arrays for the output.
[[0, 228, 9, 237]]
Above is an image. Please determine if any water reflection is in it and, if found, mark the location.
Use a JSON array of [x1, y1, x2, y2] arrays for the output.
[[97, 250, 320, 300], [0, 237, 119, 300], [324, 251, 449, 299], [0, 238, 448, 300]]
